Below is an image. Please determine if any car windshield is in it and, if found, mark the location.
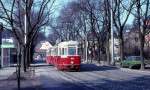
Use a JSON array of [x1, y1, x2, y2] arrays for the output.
[[126, 56, 141, 61]]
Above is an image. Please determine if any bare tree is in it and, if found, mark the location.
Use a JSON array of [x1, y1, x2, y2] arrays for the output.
[[50, 0, 112, 64], [135, 0, 150, 70], [0, 0, 55, 70], [0, 0, 56, 89], [113, 0, 136, 63]]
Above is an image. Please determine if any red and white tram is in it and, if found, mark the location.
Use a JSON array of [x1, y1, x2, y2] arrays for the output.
[[46, 41, 81, 71]]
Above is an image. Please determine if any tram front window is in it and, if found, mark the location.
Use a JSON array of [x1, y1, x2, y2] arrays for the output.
[[68, 47, 76, 55]]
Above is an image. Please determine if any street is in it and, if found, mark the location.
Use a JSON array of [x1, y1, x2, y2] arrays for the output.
[[0, 63, 150, 90], [32, 64, 150, 90], [1, 0, 150, 90]]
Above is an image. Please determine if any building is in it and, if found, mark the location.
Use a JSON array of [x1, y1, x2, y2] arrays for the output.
[[34, 41, 52, 61], [0, 27, 16, 68], [0, 38, 16, 67]]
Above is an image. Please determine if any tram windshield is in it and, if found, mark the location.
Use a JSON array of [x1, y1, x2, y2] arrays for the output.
[[68, 47, 76, 55]]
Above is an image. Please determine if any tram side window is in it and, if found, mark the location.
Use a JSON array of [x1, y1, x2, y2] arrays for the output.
[[59, 48, 61, 55], [51, 50, 54, 56], [68, 47, 76, 55], [55, 48, 58, 56], [61, 48, 67, 55], [48, 50, 51, 56]]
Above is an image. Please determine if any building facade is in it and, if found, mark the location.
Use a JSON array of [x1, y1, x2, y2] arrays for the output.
[[0, 38, 16, 67], [0, 26, 16, 68]]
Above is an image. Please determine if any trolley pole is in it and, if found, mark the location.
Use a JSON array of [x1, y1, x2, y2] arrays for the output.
[[111, 0, 114, 65]]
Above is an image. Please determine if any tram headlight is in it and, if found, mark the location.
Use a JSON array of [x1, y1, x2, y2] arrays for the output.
[[71, 61, 74, 64], [71, 57, 74, 60]]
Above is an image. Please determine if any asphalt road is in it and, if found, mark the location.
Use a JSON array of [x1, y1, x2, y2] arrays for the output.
[[32, 64, 150, 90]]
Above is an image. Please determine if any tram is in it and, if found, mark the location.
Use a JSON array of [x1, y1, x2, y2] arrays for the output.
[[46, 41, 81, 71]]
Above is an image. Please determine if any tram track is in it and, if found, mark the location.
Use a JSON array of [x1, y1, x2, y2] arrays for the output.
[[33, 64, 150, 90], [58, 71, 100, 90], [58, 71, 108, 90], [58, 68, 149, 90]]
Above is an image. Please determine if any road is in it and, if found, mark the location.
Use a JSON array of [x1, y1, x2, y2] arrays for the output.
[[32, 64, 150, 90]]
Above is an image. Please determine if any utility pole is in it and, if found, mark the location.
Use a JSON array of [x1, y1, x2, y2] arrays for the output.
[[24, 11, 27, 45], [111, 0, 114, 65], [24, 0, 27, 72], [85, 33, 88, 63], [0, 23, 3, 68]]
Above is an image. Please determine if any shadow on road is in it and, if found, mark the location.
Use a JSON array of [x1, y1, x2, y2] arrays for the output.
[[80, 64, 119, 72], [30, 60, 52, 67], [30, 62, 118, 72], [14, 75, 150, 90]]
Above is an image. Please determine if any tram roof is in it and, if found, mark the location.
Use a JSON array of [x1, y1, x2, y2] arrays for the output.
[[58, 41, 78, 47]]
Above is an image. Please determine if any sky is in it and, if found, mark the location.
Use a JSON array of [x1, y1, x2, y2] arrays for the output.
[[0, 0, 135, 37], [52, 0, 72, 17], [0, 0, 72, 37], [51, 0, 135, 23], [44, 0, 135, 36], [43, 0, 72, 37]]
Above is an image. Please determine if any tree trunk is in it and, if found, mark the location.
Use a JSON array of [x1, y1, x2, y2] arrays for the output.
[[23, 46, 27, 72], [30, 45, 34, 64], [120, 31, 124, 63], [17, 45, 21, 90], [26, 44, 33, 68], [140, 33, 145, 70], [26, 45, 30, 68], [136, 0, 145, 70], [97, 42, 101, 64], [106, 40, 110, 65]]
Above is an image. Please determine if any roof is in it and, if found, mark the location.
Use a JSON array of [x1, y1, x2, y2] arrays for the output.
[[58, 40, 78, 47], [40, 41, 52, 50], [35, 41, 52, 52]]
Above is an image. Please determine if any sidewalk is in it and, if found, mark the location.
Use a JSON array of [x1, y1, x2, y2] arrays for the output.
[[0, 67, 41, 90], [0, 67, 16, 80], [0, 67, 16, 90]]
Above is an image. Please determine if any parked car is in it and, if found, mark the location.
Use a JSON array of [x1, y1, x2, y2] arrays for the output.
[[121, 56, 143, 69]]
